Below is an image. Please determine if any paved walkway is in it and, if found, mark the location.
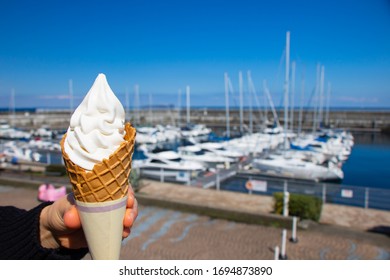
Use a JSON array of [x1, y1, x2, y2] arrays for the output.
[[119, 205, 390, 260], [1, 183, 389, 260], [139, 179, 390, 231]]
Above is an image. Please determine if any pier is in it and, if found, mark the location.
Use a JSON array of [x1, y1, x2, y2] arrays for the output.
[[190, 156, 253, 189]]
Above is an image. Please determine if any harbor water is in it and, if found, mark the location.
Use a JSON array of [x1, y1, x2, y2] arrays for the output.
[[341, 133, 390, 189]]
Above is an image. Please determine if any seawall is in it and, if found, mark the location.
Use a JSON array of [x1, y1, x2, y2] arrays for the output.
[[1, 108, 390, 132]]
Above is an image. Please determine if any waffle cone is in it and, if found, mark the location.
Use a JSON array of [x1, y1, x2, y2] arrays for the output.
[[60, 122, 136, 203]]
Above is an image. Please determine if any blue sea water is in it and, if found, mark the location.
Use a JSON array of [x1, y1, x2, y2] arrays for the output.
[[342, 144, 390, 189], [341, 133, 390, 189]]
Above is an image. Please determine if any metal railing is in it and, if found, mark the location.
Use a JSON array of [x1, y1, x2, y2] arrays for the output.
[[137, 167, 193, 186], [219, 173, 390, 211], [136, 166, 390, 211]]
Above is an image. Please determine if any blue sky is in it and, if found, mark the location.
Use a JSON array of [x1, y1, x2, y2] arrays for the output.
[[0, 0, 390, 108]]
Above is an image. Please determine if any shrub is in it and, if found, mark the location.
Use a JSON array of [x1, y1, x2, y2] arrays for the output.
[[273, 192, 323, 221]]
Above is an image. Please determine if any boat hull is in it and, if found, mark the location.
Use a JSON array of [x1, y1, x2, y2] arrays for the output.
[[252, 159, 343, 182]]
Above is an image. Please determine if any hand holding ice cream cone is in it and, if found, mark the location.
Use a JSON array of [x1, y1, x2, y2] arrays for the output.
[[39, 187, 138, 252]]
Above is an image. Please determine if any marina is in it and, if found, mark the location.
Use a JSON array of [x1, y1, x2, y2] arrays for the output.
[[1, 114, 390, 212], [1, 27, 387, 205], [0, 0, 390, 268]]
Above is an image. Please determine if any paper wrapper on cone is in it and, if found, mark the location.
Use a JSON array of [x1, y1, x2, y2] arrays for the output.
[[60, 122, 136, 259], [76, 196, 128, 259]]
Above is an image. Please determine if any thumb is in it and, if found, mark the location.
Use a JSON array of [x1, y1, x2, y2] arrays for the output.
[[63, 205, 82, 230]]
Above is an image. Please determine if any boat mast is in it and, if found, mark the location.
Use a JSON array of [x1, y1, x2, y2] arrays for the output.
[[312, 64, 320, 133], [186, 85, 190, 126], [318, 65, 325, 129], [224, 73, 230, 138], [239, 71, 244, 135], [9, 88, 15, 125], [134, 84, 140, 125], [284, 31, 290, 150], [298, 66, 305, 136], [178, 88, 182, 128], [148, 93, 153, 125], [290, 61, 296, 132], [125, 87, 129, 121], [68, 79, 73, 116], [247, 71, 253, 134], [263, 80, 280, 128], [264, 88, 268, 126], [248, 73, 264, 131], [325, 82, 331, 127]]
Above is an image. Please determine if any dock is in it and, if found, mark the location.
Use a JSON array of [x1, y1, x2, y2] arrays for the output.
[[190, 156, 253, 189]]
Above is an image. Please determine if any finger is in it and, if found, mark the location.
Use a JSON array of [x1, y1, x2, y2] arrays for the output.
[[58, 229, 88, 249], [132, 198, 138, 221], [123, 208, 133, 228], [53, 193, 75, 220], [126, 192, 134, 208], [122, 227, 131, 239], [63, 205, 82, 230]]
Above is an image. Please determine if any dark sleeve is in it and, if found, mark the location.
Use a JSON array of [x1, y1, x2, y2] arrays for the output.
[[0, 203, 88, 260]]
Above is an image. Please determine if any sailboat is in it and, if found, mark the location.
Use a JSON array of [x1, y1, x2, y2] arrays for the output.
[[133, 146, 206, 183], [252, 155, 343, 182], [177, 144, 236, 168], [2, 141, 41, 163], [0, 120, 31, 140], [250, 31, 344, 182]]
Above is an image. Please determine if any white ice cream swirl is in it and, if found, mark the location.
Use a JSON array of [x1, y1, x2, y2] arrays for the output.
[[64, 73, 125, 170]]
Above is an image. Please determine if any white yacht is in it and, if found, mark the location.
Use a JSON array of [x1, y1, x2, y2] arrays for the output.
[[2, 141, 41, 163], [28, 139, 61, 151], [252, 154, 343, 182], [156, 125, 181, 142], [292, 136, 351, 162], [224, 133, 281, 155], [177, 145, 236, 168], [197, 141, 245, 160], [31, 126, 57, 139], [135, 125, 181, 145], [0, 120, 31, 140], [134, 149, 206, 183], [274, 148, 329, 165], [135, 127, 160, 145], [180, 124, 211, 140]]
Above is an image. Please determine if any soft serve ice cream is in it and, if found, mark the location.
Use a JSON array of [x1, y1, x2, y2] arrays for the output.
[[64, 73, 125, 170]]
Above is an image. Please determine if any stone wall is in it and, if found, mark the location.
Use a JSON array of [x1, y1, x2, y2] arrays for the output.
[[1, 108, 390, 133]]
